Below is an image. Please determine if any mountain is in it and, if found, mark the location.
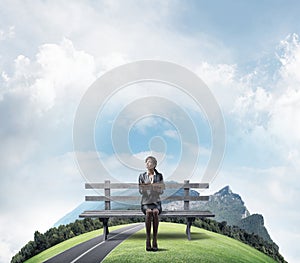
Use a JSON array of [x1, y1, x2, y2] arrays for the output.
[[192, 185, 250, 226], [237, 214, 273, 244], [54, 185, 273, 244], [187, 185, 273, 244]]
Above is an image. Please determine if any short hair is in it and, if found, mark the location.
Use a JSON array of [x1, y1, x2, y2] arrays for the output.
[[145, 156, 157, 167]]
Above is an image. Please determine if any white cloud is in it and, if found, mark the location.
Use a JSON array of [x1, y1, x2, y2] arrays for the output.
[[195, 62, 241, 111], [0, 38, 97, 261], [1, 71, 10, 83], [0, 26, 15, 41], [1, 1, 300, 262], [277, 34, 300, 84], [133, 116, 162, 134], [0, 38, 97, 173], [1, 38, 95, 119], [163, 129, 179, 140], [231, 34, 300, 162], [269, 89, 300, 147], [232, 87, 273, 131]]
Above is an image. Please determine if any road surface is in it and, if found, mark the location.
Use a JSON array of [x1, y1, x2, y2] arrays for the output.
[[44, 223, 144, 263]]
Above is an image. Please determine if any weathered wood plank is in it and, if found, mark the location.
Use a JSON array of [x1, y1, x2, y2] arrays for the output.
[[85, 182, 209, 189], [79, 210, 215, 218], [85, 195, 209, 202], [164, 196, 209, 201]]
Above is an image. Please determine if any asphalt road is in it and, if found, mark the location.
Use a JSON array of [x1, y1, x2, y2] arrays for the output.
[[44, 223, 144, 263]]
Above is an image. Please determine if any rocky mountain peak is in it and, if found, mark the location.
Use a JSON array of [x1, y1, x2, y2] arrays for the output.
[[215, 185, 232, 196], [214, 185, 243, 202]]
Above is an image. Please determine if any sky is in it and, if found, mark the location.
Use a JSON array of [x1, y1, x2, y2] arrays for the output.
[[1, 0, 300, 262]]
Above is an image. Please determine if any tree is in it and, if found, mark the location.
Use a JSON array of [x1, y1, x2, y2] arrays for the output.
[[70, 220, 85, 235], [34, 231, 49, 253]]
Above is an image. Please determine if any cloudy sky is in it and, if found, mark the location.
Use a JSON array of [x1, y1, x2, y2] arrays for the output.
[[1, 1, 300, 262]]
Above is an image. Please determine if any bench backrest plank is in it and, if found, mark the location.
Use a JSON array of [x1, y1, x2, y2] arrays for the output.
[[85, 182, 209, 189], [85, 195, 209, 202], [84, 180, 210, 211]]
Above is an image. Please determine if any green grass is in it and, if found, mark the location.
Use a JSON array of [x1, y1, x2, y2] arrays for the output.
[[24, 224, 127, 263], [102, 222, 277, 263], [25, 222, 277, 263]]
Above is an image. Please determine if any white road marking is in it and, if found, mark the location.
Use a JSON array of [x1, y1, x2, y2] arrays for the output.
[[70, 223, 143, 263]]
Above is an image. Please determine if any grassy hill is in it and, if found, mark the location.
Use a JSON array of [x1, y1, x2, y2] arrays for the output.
[[23, 224, 127, 263], [25, 223, 276, 263], [103, 223, 276, 263]]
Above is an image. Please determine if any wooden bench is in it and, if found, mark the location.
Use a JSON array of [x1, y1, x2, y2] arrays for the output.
[[79, 180, 214, 241]]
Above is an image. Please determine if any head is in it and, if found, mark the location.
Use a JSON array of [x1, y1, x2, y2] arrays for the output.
[[145, 156, 157, 171]]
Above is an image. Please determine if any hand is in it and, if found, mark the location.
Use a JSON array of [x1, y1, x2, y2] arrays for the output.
[[152, 184, 163, 192], [140, 184, 152, 191]]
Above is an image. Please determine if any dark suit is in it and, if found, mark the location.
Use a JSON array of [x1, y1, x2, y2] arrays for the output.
[[138, 171, 165, 214]]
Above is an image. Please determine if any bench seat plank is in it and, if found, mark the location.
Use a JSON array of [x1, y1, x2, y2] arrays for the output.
[[79, 210, 215, 218]]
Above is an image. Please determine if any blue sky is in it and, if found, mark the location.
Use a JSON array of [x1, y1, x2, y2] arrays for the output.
[[1, 1, 300, 262], [175, 0, 300, 62]]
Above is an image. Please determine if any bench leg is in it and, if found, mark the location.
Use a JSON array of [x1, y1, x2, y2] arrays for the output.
[[186, 217, 195, 240], [100, 218, 109, 241]]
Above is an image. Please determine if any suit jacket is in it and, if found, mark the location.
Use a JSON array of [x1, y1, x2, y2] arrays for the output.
[[138, 171, 165, 205]]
